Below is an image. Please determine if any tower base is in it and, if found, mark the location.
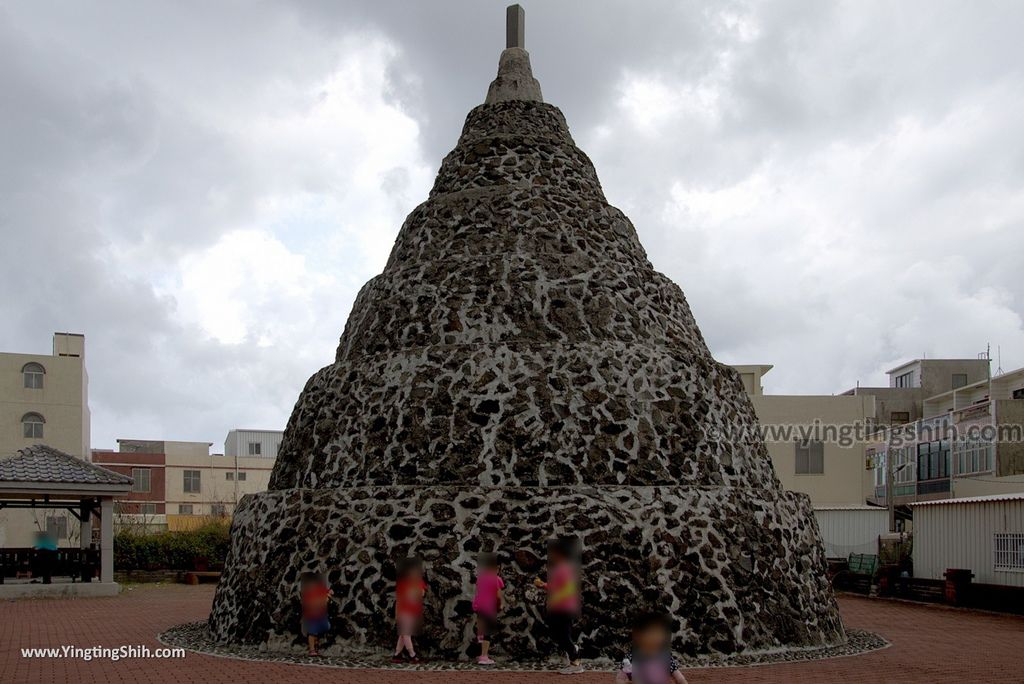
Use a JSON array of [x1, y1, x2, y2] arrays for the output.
[[208, 485, 845, 658]]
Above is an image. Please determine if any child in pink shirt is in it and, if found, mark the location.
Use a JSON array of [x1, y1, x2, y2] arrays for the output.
[[471, 552, 505, 665]]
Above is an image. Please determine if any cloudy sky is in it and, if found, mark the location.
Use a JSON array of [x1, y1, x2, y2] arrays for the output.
[[2, 0, 1023, 451]]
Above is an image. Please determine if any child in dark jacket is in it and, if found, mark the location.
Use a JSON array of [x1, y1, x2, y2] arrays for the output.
[[534, 538, 583, 674], [615, 611, 688, 684]]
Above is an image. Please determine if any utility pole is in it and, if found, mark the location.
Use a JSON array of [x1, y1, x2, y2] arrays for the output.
[[888, 453, 910, 532], [886, 449, 896, 532]]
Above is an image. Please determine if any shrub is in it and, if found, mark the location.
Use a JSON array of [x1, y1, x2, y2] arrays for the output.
[[115, 520, 232, 571]]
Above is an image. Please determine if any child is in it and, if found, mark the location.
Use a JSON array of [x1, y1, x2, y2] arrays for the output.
[[299, 572, 332, 656], [392, 556, 427, 664], [471, 552, 505, 666], [534, 538, 583, 675], [615, 611, 688, 684]]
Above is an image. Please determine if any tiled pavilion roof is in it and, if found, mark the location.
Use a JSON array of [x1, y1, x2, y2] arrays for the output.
[[0, 444, 132, 486]]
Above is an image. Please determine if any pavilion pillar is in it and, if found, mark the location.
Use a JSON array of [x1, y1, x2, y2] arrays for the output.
[[100, 496, 113, 583], [79, 499, 92, 582], [79, 499, 91, 550]]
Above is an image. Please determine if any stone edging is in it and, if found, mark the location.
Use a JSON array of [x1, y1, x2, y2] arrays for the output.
[[158, 622, 889, 672]]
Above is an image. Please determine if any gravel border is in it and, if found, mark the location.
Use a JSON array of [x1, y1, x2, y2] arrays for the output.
[[158, 623, 888, 671]]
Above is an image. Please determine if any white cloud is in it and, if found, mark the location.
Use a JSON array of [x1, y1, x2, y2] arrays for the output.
[[170, 230, 331, 347]]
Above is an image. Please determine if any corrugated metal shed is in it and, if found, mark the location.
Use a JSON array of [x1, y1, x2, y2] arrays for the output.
[[911, 495, 1024, 587], [911, 492, 1024, 506], [813, 506, 888, 558]]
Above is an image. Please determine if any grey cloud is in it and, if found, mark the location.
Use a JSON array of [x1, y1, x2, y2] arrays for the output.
[[1, 0, 1022, 448]]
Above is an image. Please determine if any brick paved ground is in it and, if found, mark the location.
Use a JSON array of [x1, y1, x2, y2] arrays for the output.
[[1, 584, 1021, 683]]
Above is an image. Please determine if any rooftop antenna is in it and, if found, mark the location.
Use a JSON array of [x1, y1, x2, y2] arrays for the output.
[[996, 345, 1004, 376]]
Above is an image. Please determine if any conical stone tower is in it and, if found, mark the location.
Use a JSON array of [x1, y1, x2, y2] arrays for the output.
[[209, 7, 845, 659]]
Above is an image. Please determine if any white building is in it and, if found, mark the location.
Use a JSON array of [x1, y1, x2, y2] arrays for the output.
[[224, 429, 282, 460]]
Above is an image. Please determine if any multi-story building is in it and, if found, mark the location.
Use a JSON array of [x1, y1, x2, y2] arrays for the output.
[[0, 333, 90, 460], [868, 365, 1024, 511], [842, 358, 990, 427], [0, 333, 91, 548], [93, 431, 281, 532]]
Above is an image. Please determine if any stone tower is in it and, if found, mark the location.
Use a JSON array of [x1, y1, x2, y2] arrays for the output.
[[209, 6, 845, 659]]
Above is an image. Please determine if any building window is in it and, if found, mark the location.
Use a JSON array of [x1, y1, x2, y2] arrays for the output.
[[873, 451, 887, 487], [954, 438, 993, 475], [951, 373, 968, 390], [226, 471, 234, 481], [890, 411, 910, 425], [1013, 388, 1024, 400], [210, 504, 227, 516], [183, 469, 201, 493], [179, 504, 193, 515], [139, 503, 157, 515], [131, 468, 151, 493], [45, 516, 68, 540], [22, 362, 45, 389], [795, 440, 824, 474], [894, 448, 916, 485], [894, 371, 914, 388], [917, 441, 950, 481], [248, 442, 261, 456], [994, 533, 1024, 571], [21, 412, 45, 438], [237, 471, 246, 481]]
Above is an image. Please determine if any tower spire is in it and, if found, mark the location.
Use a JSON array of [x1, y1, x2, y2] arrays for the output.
[[507, 4, 525, 49], [485, 4, 543, 104]]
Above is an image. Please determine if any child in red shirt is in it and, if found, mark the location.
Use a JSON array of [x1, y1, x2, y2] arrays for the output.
[[300, 572, 332, 656], [392, 557, 427, 663]]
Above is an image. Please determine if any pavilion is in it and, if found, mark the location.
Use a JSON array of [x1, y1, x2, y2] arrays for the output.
[[0, 444, 132, 597]]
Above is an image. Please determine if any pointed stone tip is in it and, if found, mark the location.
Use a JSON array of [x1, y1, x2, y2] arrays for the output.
[[506, 4, 525, 49], [485, 47, 544, 105]]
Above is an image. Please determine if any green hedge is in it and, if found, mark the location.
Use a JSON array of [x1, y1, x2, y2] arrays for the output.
[[115, 521, 231, 571]]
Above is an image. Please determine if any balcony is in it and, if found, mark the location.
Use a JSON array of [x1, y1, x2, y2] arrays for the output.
[[916, 478, 951, 496], [873, 484, 917, 500]]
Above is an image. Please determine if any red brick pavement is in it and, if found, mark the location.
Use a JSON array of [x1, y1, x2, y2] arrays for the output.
[[1, 585, 1021, 683]]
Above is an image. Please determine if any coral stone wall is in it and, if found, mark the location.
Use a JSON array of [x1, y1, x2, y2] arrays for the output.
[[209, 486, 841, 657]]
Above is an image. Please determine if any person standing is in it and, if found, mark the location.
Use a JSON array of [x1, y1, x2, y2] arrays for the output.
[[471, 552, 505, 665], [393, 556, 428, 663], [299, 572, 332, 656], [535, 538, 583, 675]]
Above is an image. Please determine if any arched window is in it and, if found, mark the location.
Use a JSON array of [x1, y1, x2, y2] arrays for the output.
[[22, 363, 45, 389], [22, 412, 45, 439]]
